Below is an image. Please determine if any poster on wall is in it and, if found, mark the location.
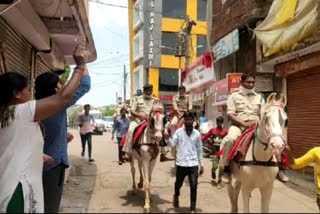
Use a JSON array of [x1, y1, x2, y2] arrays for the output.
[[227, 73, 242, 93], [213, 29, 239, 62], [212, 73, 242, 106]]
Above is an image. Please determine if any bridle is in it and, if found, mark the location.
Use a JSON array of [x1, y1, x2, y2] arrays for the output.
[[148, 107, 165, 133], [239, 103, 287, 168]]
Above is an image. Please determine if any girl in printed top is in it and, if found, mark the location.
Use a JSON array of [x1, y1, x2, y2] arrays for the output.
[[0, 43, 89, 213]]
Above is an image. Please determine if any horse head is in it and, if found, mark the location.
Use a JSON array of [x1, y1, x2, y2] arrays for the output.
[[149, 104, 166, 143], [260, 93, 288, 157]]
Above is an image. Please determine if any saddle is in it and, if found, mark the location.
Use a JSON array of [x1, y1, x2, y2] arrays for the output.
[[167, 118, 184, 136], [133, 121, 148, 145], [228, 126, 255, 162]]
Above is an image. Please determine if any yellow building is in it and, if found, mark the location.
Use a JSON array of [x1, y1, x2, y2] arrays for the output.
[[128, 0, 207, 104]]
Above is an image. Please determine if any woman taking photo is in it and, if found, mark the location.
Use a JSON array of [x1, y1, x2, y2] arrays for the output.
[[0, 44, 88, 213]]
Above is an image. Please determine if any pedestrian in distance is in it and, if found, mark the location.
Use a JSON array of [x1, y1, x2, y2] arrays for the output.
[[0, 43, 88, 213], [77, 104, 95, 162], [165, 112, 204, 213], [112, 108, 130, 165]]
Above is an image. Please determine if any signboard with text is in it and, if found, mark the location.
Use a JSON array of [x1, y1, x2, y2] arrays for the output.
[[213, 29, 239, 61], [183, 52, 215, 92]]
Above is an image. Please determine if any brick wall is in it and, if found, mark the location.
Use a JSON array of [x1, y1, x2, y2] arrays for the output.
[[211, 0, 271, 44]]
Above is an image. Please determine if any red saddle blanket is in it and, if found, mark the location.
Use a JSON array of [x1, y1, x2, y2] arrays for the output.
[[133, 121, 148, 145], [228, 126, 255, 161], [217, 126, 289, 168], [168, 118, 184, 136], [177, 118, 184, 129], [120, 135, 127, 147]]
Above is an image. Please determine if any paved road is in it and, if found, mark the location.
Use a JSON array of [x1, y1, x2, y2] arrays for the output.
[[61, 130, 318, 213]]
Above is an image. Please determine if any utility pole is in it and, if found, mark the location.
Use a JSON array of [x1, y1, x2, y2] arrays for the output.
[[176, 33, 184, 86], [183, 16, 197, 68], [175, 16, 196, 86], [123, 65, 127, 102], [116, 92, 118, 104]]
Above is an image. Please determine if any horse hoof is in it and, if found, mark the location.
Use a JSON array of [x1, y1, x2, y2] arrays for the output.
[[138, 183, 143, 189], [143, 207, 151, 213]]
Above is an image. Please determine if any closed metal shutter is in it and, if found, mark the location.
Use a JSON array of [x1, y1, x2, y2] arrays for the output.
[[0, 18, 32, 77], [287, 71, 320, 157], [35, 55, 51, 77]]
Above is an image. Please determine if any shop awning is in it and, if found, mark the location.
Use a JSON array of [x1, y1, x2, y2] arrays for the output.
[[254, 0, 320, 57]]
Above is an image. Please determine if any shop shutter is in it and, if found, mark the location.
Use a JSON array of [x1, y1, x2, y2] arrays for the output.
[[35, 55, 51, 77], [0, 18, 32, 77], [287, 71, 320, 157]]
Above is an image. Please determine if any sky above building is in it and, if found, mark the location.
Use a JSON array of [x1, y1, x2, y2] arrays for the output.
[[77, 0, 130, 107]]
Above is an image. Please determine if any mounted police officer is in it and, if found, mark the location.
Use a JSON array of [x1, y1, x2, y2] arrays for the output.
[[220, 72, 289, 183], [170, 85, 193, 131], [123, 84, 160, 159], [220, 72, 264, 184]]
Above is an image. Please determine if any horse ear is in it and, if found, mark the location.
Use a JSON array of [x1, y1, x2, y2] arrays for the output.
[[267, 93, 277, 104], [279, 94, 287, 107]]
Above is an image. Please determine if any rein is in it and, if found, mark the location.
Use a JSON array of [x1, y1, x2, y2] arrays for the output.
[[238, 127, 278, 168]]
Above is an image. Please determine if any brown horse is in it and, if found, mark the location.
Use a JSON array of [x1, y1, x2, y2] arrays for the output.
[[130, 104, 165, 213]]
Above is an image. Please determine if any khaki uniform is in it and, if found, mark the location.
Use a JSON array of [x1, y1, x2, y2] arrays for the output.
[[171, 94, 192, 127], [123, 95, 160, 153], [220, 87, 265, 166]]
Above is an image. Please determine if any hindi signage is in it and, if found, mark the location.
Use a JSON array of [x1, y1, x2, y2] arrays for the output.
[[183, 52, 215, 92], [213, 29, 239, 61]]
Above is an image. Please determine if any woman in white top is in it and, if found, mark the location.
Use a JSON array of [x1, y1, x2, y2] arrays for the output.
[[0, 44, 88, 213]]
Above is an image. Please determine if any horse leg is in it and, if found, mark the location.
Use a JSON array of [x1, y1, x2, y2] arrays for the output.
[[260, 184, 273, 213], [130, 159, 137, 191], [242, 185, 252, 213], [227, 180, 241, 213], [149, 158, 157, 182], [138, 159, 144, 189], [142, 158, 151, 213]]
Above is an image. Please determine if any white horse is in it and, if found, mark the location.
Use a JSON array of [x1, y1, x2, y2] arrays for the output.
[[228, 93, 288, 213], [130, 105, 165, 213]]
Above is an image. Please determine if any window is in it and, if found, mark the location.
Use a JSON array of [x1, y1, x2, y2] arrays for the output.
[[133, 65, 145, 92], [162, 0, 186, 19], [197, 0, 207, 21], [161, 32, 178, 55], [133, 30, 144, 62], [133, 0, 144, 31], [197, 35, 207, 57], [159, 68, 179, 92]]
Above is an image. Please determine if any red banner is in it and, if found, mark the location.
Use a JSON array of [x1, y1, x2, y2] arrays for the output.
[[227, 73, 242, 93], [159, 95, 174, 101]]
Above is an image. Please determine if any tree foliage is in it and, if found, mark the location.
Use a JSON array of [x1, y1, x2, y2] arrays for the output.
[[102, 106, 116, 117]]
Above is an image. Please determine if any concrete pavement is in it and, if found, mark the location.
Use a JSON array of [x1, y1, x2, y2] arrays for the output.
[[60, 130, 319, 213]]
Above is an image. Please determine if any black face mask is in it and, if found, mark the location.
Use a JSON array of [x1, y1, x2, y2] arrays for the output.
[[185, 123, 193, 135]]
